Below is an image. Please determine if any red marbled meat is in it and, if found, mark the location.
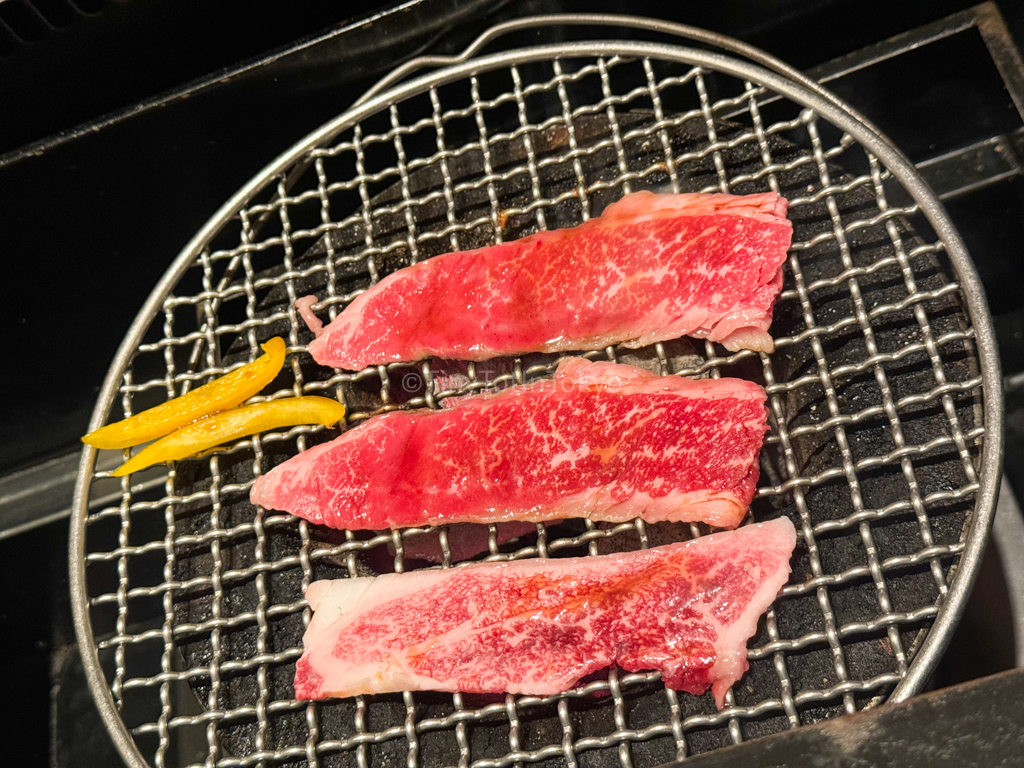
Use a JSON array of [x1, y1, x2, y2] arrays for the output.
[[303, 191, 793, 370], [250, 358, 768, 530], [293, 517, 796, 706]]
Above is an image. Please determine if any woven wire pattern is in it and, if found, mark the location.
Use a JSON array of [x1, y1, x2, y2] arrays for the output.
[[81, 52, 983, 768]]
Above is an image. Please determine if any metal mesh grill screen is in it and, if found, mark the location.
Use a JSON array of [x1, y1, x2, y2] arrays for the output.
[[78, 50, 985, 768]]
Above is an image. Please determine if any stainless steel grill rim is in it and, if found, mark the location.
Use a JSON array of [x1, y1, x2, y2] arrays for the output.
[[69, 38, 1002, 768], [359, 13, 882, 130]]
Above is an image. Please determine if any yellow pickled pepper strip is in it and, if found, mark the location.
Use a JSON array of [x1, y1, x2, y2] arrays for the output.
[[111, 396, 346, 477], [83, 337, 287, 449]]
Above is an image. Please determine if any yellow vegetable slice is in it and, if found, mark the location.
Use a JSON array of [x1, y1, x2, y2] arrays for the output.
[[111, 396, 345, 477], [83, 337, 287, 449]]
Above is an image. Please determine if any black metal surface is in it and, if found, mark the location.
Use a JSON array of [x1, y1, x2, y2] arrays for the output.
[[0, 0, 1006, 156], [680, 667, 1024, 768], [0, 520, 74, 765], [0, 0, 399, 153], [51, 644, 125, 768]]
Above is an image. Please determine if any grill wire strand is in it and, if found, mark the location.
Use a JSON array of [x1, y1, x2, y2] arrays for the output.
[[76, 47, 988, 768]]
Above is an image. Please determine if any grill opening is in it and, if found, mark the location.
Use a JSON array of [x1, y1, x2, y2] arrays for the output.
[[73, 40, 992, 768]]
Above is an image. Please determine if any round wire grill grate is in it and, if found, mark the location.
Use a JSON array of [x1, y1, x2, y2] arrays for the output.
[[71, 36, 1001, 768]]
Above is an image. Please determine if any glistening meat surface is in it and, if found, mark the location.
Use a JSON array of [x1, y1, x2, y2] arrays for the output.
[[304, 191, 793, 369], [294, 517, 797, 707], [250, 358, 768, 530]]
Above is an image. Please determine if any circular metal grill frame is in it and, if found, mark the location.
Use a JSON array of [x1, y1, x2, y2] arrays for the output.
[[70, 36, 1003, 768]]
